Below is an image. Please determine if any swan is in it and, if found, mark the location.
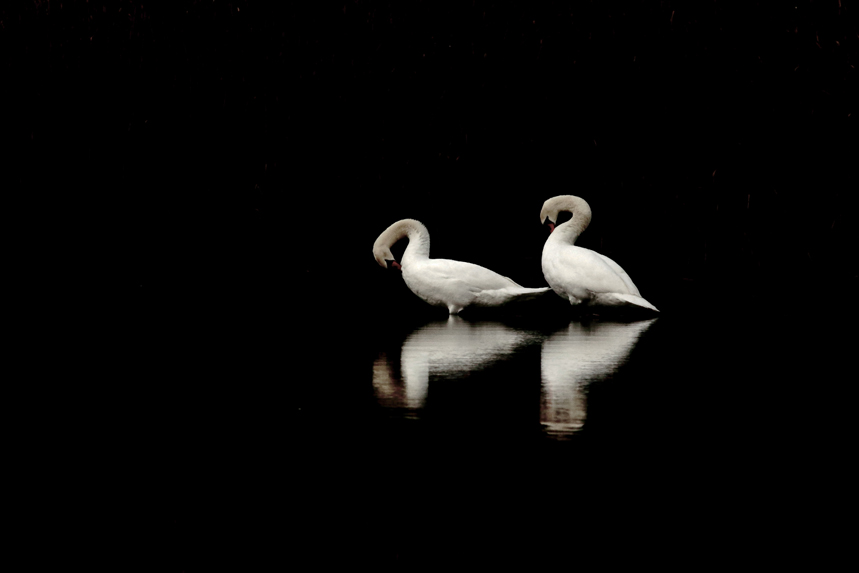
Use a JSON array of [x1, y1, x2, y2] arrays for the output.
[[373, 219, 551, 314], [540, 195, 659, 313]]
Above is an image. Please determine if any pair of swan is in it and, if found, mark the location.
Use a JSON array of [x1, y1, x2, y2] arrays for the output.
[[372, 195, 658, 314]]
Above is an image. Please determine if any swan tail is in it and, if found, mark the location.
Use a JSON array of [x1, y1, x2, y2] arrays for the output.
[[473, 286, 553, 307], [597, 292, 660, 312], [508, 286, 554, 301]]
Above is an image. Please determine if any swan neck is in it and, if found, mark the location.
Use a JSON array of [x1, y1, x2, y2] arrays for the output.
[[555, 198, 592, 244], [382, 219, 430, 263]]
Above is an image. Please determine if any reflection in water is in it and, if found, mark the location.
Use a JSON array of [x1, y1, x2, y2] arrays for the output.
[[540, 319, 656, 438], [372, 316, 656, 437], [372, 317, 540, 417], [371, 351, 404, 408]]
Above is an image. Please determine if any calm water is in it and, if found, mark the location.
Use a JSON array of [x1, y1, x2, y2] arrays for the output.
[[283, 301, 850, 565], [372, 316, 657, 439], [138, 288, 853, 569], [131, 280, 856, 570]]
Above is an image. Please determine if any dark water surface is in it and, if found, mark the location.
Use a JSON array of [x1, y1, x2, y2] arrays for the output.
[[289, 283, 848, 564], [126, 280, 853, 569], [371, 316, 657, 438]]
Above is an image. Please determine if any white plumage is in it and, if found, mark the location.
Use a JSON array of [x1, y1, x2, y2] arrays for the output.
[[373, 219, 551, 315], [540, 196, 659, 312]]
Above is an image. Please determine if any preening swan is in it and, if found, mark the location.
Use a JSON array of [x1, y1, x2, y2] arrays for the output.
[[540, 195, 659, 313], [373, 219, 551, 315]]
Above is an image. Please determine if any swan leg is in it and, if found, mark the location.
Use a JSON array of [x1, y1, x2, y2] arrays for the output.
[[566, 286, 595, 307]]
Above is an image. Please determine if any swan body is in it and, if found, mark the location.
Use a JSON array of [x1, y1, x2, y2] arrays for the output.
[[373, 219, 551, 314], [540, 196, 659, 313]]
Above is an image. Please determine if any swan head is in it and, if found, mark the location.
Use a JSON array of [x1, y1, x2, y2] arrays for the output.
[[540, 204, 559, 233], [373, 245, 401, 271], [541, 195, 591, 234]]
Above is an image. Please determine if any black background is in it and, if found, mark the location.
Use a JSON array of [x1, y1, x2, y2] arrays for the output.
[[5, 1, 856, 308], [5, 1, 856, 569]]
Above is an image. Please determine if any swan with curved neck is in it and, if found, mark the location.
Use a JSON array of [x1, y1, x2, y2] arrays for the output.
[[540, 195, 658, 313], [373, 218, 551, 315]]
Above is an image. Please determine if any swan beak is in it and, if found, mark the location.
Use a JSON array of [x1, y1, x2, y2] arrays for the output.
[[547, 222, 555, 233], [387, 260, 402, 271]]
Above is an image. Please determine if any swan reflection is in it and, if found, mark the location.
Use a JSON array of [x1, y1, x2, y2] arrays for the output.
[[372, 317, 540, 416], [540, 319, 656, 437]]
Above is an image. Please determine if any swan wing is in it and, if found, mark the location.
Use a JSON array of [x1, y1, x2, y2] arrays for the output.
[[423, 259, 523, 291], [546, 245, 634, 295], [404, 258, 550, 312], [594, 252, 642, 297], [402, 259, 508, 308], [592, 292, 659, 312], [473, 285, 553, 307]]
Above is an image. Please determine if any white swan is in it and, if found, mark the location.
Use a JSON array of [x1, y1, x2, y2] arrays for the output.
[[373, 219, 551, 314], [540, 195, 659, 312]]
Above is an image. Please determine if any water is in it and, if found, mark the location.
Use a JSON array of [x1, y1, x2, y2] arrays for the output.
[[131, 283, 854, 568], [283, 287, 853, 472], [286, 302, 850, 565], [371, 316, 657, 438]]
